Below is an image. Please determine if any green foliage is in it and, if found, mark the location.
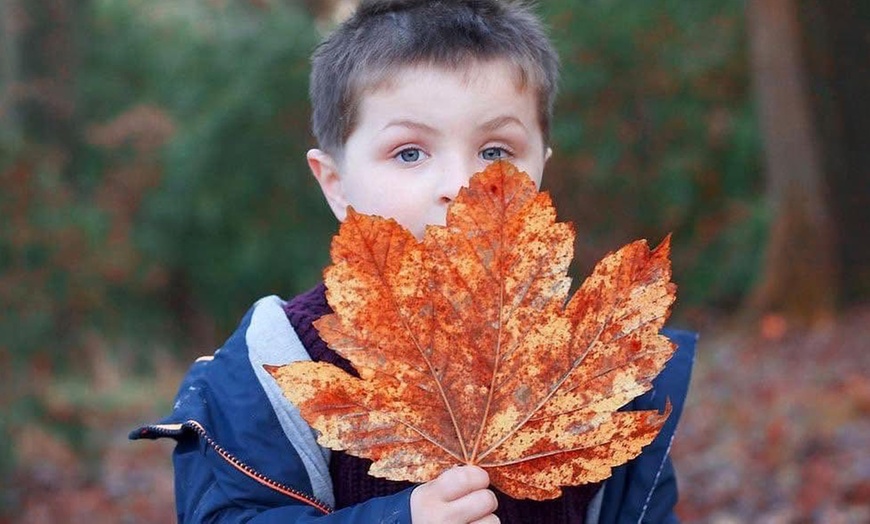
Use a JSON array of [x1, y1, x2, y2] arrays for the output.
[[539, 0, 764, 313], [81, 0, 331, 329], [2, 1, 329, 487], [2, 1, 330, 364]]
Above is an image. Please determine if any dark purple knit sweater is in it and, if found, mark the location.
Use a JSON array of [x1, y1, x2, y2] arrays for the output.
[[284, 283, 600, 522]]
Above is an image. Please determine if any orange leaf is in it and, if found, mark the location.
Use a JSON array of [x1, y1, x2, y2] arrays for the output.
[[268, 161, 677, 500]]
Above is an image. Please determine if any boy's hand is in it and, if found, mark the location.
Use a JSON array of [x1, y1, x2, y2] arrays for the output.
[[410, 466, 499, 524]]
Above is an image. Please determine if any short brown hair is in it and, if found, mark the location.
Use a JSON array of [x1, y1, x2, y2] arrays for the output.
[[309, 0, 560, 155]]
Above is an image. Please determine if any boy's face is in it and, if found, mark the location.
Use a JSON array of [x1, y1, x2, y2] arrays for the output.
[[308, 59, 550, 239]]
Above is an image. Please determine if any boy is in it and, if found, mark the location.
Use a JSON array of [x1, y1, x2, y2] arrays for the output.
[[132, 0, 696, 522]]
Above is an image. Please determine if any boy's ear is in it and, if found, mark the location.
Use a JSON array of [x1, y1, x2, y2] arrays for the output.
[[307, 148, 349, 222]]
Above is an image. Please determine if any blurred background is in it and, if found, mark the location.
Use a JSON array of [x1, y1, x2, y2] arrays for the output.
[[0, 0, 867, 521]]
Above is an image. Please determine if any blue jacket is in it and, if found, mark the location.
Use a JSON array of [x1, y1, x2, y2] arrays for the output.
[[132, 295, 696, 523]]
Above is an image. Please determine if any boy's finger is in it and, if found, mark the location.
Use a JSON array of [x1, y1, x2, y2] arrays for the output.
[[433, 466, 491, 501], [446, 488, 498, 522]]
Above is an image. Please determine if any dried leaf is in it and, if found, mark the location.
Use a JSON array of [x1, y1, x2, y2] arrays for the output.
[[268, 161, 677, 500]]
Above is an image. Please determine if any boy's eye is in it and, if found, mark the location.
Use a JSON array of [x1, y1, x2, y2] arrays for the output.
[[481, 147, 509, 161], [397, 148, 424, 163]]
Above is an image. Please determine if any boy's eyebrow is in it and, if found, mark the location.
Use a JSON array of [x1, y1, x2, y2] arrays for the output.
[[479, 115, 529, 133], [381, 120, 439, 133], [381, 116, 527, 134]]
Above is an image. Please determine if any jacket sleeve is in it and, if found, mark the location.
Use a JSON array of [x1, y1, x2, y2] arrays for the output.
[[172, 423, 412, 523], [635, 454, 679, 524], [595, 328, 697, 524], [131, 297, 416, 523], [245, 493, 413, 524]]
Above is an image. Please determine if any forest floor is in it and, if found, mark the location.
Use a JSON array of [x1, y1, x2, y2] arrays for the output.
[[2, 306, 869, 523], [672, 307, 870, 523]]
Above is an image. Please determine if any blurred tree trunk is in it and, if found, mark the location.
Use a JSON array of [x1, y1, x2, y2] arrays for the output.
[[745, 0, 837, 325], [799, 0, 870, 305]]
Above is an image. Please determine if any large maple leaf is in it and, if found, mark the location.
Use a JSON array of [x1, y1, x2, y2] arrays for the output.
[[267, 161, 677, 500]]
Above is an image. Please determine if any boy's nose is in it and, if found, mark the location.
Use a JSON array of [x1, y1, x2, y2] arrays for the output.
[[437, 156, 477, 204]]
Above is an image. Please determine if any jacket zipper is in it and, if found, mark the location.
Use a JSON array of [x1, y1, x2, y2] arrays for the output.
[[142, 420, 333, 515]]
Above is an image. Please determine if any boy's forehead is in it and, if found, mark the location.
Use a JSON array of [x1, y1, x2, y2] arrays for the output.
[[342, 59, 546, 150], [358, 59, 532, 99]]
